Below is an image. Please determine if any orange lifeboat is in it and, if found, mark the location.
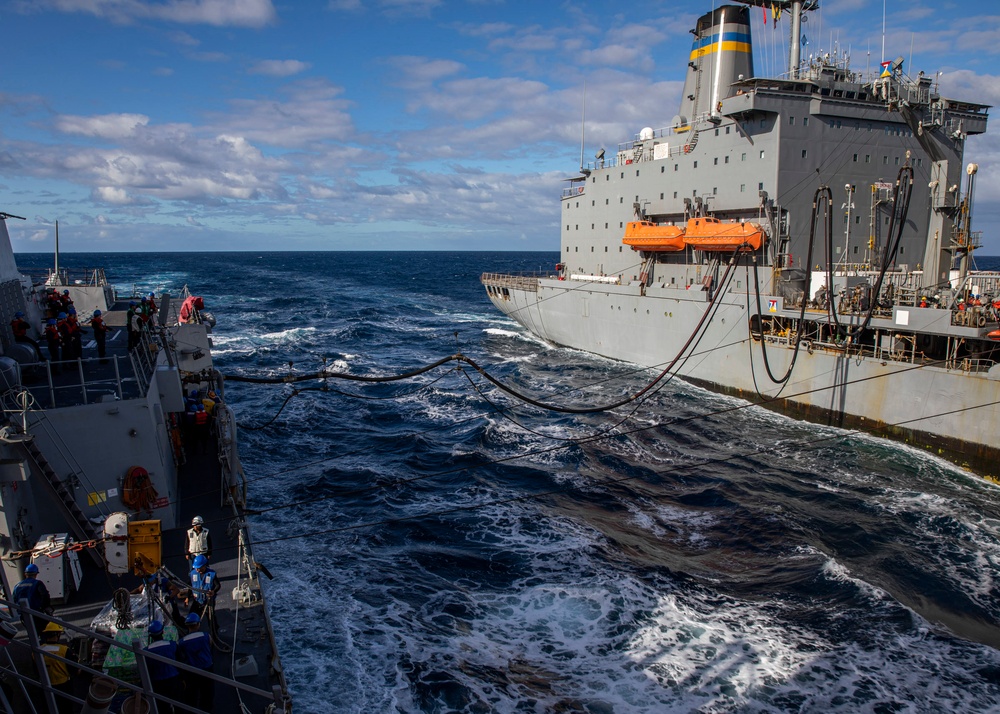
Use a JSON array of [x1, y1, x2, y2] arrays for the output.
[[622, 221, 685, 252], [682, 217, 764, 252], [987, 329, 1000, 341]]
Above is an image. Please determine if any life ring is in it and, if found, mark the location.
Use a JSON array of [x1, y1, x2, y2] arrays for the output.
[[683, 145, 691, 154]]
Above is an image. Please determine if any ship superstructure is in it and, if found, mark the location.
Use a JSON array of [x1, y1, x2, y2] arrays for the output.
[[483, 1, 1000, 477]]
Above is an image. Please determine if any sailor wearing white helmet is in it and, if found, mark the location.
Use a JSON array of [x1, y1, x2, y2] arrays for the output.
[[185, 516, 212, 565]]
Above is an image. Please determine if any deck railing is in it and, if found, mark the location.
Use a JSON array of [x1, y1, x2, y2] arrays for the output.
[[9, 330, 160, 411], [481, 272, 547, 292], [0, 599, 289, 714]]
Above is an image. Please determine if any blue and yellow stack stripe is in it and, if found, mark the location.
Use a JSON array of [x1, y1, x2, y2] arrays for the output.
[[689, 31, 752, 61]]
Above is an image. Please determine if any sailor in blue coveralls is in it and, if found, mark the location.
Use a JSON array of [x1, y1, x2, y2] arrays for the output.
[[187, 554, 220, 616], [179, 611, 214, 710], [144, 619, 182, 714], [12, 563, 51, 631]]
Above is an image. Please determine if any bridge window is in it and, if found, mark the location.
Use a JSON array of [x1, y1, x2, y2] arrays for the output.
[[789, 116, 795, 125], [803, 117, 809, 127], [853, 153, 858, 162], [802, 150, 808, 158]]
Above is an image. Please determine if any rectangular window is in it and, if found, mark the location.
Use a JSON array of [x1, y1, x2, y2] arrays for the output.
[[661, 166, 665, 173], [693, 161, 698, 168], [726, 126, 731, 134], [789, 116, 795, 125], [715, 128, 719, 136], [674, 164, 679, 172], [714, 157, 718, 165], [758, 182, 764, 190], [803, 117, 809, 126], [741, 152, 746, 161], [853, 153, 858, 162], [895, 156, 900, 165], [660, 193, 664, 199], [673, 191, 678, 198], [713, 187, 718, 195], [801, 150, 808, 158], [724, 156, 729, 164], [759, 150, 765, 159], [636, 170, 640, 176], [883, 156, 888, 164], [865, 155, 871, 163], [740, 184, 745, 192]]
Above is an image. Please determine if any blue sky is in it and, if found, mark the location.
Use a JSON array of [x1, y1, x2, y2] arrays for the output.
[[1, 0, 999, 253]]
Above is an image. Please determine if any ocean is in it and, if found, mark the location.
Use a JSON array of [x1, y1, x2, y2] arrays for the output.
[[16, 251, 1000, 713]]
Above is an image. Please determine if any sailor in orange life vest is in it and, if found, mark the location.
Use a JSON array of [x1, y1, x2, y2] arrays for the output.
[[9, 311, 43, 360], [90, 309, 109, 360], [186, 516, 212, 566], [65, 308, 85, 360], [44, 318, 61, 363]]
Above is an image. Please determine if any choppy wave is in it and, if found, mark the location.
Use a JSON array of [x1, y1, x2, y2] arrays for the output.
[[18, 251, 1000, 713]]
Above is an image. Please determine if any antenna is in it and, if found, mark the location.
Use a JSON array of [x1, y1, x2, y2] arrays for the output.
[[579, 78, 587, 173], [881, 0, 886, 65]]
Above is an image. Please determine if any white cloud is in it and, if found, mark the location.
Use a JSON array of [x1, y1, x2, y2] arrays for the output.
[[21, 0, 278, 28], [249, 59, 311, 77], [93, 186, 141, 204], [219, 80, 356, 146], [56, 113, 150, 139]]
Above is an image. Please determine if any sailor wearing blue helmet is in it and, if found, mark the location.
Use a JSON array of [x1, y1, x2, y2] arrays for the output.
[[179, 610, 215, 709], [144, 619, 182, 701], [12, 562, 52, 630], [187, 553, 220, 616]]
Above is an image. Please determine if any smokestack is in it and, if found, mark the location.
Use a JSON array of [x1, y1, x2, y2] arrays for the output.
[[674, 5, 753, 132]]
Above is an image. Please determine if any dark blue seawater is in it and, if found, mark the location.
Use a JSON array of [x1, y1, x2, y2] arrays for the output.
[[16, 251, 1000, 713]]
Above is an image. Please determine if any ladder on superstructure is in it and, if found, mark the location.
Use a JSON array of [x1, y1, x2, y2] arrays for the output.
[[19, 437, 104, 567]]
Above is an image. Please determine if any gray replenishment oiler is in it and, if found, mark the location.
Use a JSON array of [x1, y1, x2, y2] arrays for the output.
[[482, 0, 1000, 479], [0, 214, 290, 713]]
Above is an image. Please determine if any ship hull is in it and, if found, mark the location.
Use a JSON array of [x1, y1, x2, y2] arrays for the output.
[[485, 277, 1000, 479]]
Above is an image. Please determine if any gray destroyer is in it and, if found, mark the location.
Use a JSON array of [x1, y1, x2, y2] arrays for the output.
[[0, 215, 289, 713], [482, 1, 1000, 478]]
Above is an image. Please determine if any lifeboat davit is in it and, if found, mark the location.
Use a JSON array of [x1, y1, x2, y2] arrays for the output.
[[622, 221, 685, 252], [682, 217, 764, 252]]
